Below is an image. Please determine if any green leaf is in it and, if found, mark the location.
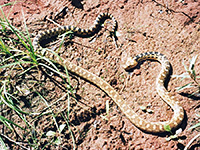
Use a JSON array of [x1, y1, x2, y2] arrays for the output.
[[175, 82, 193, 91], [171, 72, 190, 80], [0, 115, 26, 131], [188, 122, 200, 130], [54, 137, 61, 145], [189, 55, 198, 70], [0, 135, 8, 150], [59, 124, 66, 133], [191, 69, 196, 80], [164, 124, 171, 132], [46, 130, 56, 137], [182, 60, 188, 72]]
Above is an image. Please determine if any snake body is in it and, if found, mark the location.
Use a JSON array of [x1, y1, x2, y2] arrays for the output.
[[123, 51, 184, 133], [33, 13, 117, 51], [33, 13, 184, 133]]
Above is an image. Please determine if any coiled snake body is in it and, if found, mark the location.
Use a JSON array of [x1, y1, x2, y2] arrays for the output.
[[33, 13, 184, 133]]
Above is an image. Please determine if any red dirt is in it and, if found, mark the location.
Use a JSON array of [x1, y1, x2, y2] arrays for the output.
[[0, 0, 200, 149]]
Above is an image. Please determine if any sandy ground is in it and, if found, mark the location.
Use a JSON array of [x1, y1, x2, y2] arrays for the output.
[[0, 0, 200, 149]]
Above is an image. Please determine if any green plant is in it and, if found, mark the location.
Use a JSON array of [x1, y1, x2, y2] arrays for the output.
[[172, 55, 200, 96], [172, 55, 200, 129], [164, 124, 182, 141], [0, 3, 77, 149], [172, 55, 200, 147], [164, 55, 199, 141]]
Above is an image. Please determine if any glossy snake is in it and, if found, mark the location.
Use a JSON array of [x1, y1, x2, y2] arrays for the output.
[[33, 13, 184, 133]]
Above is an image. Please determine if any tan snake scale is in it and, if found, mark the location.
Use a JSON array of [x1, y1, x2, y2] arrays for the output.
[[33, 13, 184, 133]]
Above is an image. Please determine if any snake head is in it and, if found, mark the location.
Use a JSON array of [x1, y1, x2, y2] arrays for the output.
[[123, 57, 138, 71]]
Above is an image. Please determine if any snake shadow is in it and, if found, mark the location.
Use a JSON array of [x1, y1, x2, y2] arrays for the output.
[[179, 92, 200, 101]]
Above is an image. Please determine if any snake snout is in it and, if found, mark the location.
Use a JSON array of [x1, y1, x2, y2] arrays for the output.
[[123, 57, 138, 71]]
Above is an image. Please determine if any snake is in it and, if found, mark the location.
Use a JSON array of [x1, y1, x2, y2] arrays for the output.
[[32, 13, 184, 133]]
